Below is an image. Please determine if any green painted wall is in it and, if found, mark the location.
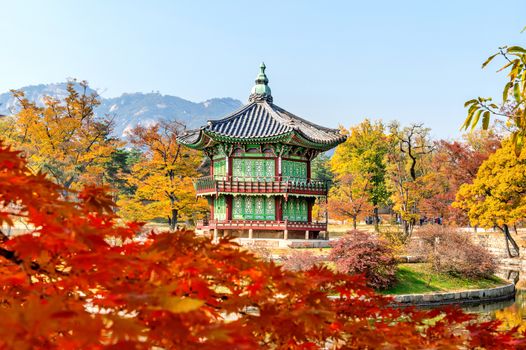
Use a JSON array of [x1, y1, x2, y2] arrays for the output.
[[233, 196, 275, 220], [282, 197, 308, 222], [232, 158, 275, 181], [214, 196, 226, 220]]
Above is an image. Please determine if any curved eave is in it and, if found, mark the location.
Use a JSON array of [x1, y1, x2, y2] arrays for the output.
[[178, 129, 346, 151], [290, 131, 347, 151], [177, 130, 215, 150]]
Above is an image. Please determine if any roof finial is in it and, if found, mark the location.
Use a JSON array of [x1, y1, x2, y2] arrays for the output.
[[249, 62, 272, 103]]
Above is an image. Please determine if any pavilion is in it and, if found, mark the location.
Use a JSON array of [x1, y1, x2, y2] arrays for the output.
[[177, 63, 345, 245]]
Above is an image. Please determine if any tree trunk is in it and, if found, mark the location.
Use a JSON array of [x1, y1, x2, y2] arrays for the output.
[[169, 208, 178, 231], [352, 216, 357, 230], [402, 220, 412, 242], [373, 207, 380, 232], [502, 224, 520, 257]]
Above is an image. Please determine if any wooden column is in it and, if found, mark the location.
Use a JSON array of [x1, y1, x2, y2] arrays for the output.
[[210, 197, 214, 220], [210, 158, 214, 176], [275, 197, 282, 221], [226, 195, 232, 221], [225, 156, 232, 180], [307, 199, 312, 222], [213, 229, 218, 242]]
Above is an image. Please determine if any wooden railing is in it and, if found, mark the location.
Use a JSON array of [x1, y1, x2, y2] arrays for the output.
[[194, 175, 328, 196], [196, 219, 327, 231]]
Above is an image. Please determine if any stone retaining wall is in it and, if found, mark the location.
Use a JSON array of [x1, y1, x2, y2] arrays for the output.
[[470, 232, 511, 259], [392, 283, 515, 307]]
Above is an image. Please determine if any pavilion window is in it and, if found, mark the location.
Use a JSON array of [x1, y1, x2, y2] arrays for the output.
[[232, 196, 276, 221], [214, 196, 226, 220], [214, 159, 226, 180], [282, 160, 307, 183], [283, 197, 308, 222], [232, 158, 275, 181]]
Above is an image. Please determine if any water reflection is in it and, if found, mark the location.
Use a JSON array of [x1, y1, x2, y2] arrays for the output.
[[493, 289, 526, 331], [469, 269, 526, 330]]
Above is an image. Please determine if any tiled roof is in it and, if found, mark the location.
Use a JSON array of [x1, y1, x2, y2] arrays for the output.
[[178, 100, 345, 148], [178, 64, 346, 150]]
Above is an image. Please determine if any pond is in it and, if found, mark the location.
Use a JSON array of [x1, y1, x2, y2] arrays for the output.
[[463, 269, 526, 329]]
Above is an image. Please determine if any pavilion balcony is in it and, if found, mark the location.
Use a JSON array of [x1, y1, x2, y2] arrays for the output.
[[194, 175, 328, 196], [196, 219, 327, 232]]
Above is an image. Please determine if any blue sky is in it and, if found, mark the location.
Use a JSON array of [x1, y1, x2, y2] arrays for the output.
[[1, 0, 524, 139]]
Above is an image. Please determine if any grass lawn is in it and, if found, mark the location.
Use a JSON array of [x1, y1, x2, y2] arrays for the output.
[[381, 263, 506, 295]]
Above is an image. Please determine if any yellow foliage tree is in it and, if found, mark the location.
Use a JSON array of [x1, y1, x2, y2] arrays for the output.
[[330, 120, 389, 231], [454, 140, 526, 257], [386, 123, 434, 239], [0, 81, 119, 191], [117, 121, 207, 230]]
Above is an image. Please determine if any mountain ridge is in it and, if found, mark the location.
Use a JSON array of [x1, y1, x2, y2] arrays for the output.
[[0, 82, 243, 137]]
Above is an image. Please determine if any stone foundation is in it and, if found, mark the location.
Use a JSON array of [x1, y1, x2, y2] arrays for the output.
[[235, 238, 330, 248], [391, 283, 515, 307]]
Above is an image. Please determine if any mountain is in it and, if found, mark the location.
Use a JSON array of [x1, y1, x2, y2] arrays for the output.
[[0, 82, 243, 137], [99, 93, 242, 136]]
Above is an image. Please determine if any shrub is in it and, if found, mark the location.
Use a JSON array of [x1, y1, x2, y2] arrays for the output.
[[281, 249, 322, 271], [244, 243, 273, 262], [329, 230, 397, 289], [410, 226, 496, 279], [378, 225, 406, 252]]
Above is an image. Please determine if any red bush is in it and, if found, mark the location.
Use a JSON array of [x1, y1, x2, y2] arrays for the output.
[[329, 230, 397, 289], [411, 226, 496, 278], [281, 249, 322, 271]]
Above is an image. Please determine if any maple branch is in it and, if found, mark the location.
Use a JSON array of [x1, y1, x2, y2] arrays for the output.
[[0, 246, 40, 271]]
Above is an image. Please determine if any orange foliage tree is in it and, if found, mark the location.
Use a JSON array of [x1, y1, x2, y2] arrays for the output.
[[419, 131, 500, 225], [328, 173, 373, 229], [1, 140, 526, 349], [117, 121, 207, 229]]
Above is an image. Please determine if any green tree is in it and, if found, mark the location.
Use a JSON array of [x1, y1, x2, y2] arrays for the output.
[[311, 153, 333, 184], [454, 140, 526, 257], [463, 42, 526, 153], [103, 148, 141, 196]]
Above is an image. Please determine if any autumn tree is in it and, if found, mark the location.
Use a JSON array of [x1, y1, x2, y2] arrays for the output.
[[420, 131, 500, 224], [454, 139, 526, 257], [463, 43, 526, 153], [117, 120, 207, 230], [328, 173, 373, 229], [1, 81, 119, 191], [331, 120, 390, 231], [387, 122, 434, 239], [1, 140, 526, 349]]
